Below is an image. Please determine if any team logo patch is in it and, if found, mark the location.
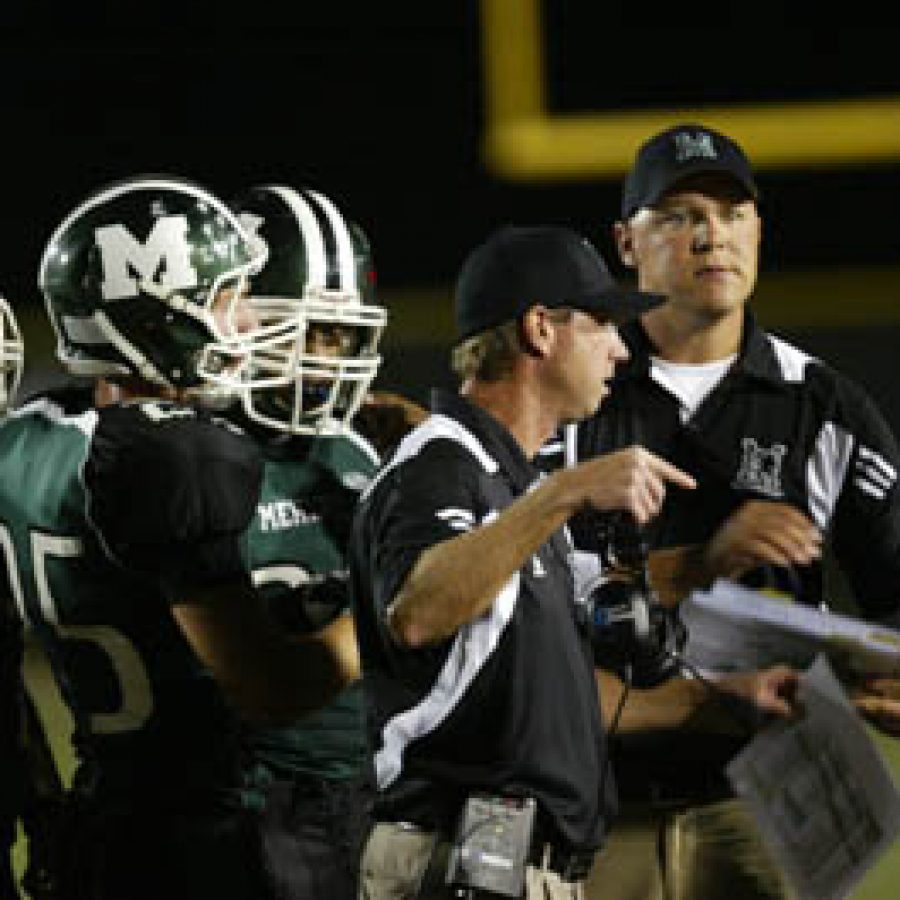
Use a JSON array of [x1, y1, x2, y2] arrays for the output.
[[673, 130, 718, 163], [732, 437, 787, 498]]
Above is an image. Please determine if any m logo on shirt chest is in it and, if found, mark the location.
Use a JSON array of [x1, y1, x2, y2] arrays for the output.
[[732, 438, 787, 498]]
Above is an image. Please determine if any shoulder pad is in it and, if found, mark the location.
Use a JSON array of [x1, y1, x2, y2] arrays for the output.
[[86, 402, 263, 561], [18, 383, 95, 416]]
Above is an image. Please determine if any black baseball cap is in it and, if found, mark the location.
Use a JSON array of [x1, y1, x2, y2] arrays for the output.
[[454, 225, 665, 343], [621, 124, 759, 219]]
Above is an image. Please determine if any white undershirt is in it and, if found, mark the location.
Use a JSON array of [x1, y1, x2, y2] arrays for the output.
[[650, 355, 736, 422]]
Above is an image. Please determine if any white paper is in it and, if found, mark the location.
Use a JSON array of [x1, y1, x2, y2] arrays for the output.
[[679, 579, 900, 677], [727, 656, 900, 900]]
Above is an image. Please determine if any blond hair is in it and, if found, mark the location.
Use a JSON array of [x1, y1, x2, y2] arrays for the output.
[[450, 308, 574, 382], [451, 320, 523, 382]]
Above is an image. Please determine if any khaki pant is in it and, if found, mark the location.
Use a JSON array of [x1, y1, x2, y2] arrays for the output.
[[360, 821, 586, 900], [585, 798, 794, 900]]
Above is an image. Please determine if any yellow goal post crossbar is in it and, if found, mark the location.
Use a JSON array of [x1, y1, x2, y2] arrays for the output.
[[480, 0, 900, 180]]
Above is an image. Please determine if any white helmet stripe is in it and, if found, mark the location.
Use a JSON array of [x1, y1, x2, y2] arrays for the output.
[[265, 185, 329, 290], [307, 189, 356, 291]]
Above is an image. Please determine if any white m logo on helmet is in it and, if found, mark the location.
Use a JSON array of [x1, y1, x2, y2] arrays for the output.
[[95, 215, 198, 300]]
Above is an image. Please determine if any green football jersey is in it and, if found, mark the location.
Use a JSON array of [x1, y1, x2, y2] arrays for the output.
[[0, 391, 257, 803], [239, 427, 379, 781]]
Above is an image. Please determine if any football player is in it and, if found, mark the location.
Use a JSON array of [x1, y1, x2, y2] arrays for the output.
[[0, 296, 84, 900], [0, 175, 357, 900], [0, 296, 22, 412], [214, 183, 387, 899], [0, 295, 25, 898]]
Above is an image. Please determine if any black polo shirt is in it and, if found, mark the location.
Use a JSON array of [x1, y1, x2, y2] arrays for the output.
[[350, 389, 613, 852], [538, 309, 900, 799], [541, 310, 900, 621]]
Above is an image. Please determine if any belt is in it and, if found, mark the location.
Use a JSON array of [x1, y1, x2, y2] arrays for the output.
[[529, 841, 595, 882]]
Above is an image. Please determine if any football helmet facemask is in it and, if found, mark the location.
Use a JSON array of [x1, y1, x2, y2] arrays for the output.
[[0, 296, 24, 412], [39, 174, 266, 389], [206, 184, 386, 435]]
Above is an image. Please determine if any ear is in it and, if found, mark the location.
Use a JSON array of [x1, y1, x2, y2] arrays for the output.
[[519, 306, 552, 358], [614, 221, 635, 268]]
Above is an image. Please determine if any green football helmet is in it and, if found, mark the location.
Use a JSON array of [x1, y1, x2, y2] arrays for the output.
[[0, 295, 23, 412], [39, 174, 266, 389], [207, 184, 387, 435]]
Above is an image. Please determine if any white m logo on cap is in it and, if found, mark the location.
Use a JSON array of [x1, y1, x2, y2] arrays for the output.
[[674, 131, 718, 163], [95, 215, 198, 300]]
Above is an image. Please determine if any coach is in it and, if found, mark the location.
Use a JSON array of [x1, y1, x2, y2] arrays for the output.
[[349, 225, 698, 899]]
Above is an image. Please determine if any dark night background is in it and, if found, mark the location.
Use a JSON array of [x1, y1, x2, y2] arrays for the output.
[[1, 12, 899, 418], [4, 14, 900, 895]]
